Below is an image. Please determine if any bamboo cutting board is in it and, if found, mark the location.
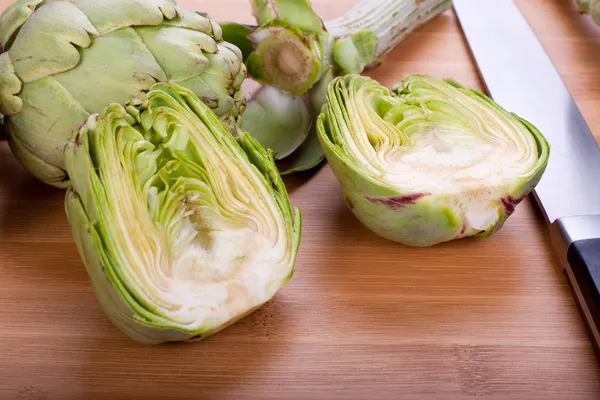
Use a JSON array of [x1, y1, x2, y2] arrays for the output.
[[1, 0, 599, 399]]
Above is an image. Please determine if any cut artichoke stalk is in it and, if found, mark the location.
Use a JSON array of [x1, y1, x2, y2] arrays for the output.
[[317, 75, 550, 247], [65, 83, 301, 344], [222, 0, 452, 174], [0, 0, 247, 188], [246, 0, 329, 95]]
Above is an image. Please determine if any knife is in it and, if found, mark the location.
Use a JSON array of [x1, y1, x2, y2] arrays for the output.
[[453, 0, 600, 357]]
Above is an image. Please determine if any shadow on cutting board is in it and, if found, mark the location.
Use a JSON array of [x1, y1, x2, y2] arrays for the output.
[[77, 295, 294, 399], [310, 192, 575, 341]]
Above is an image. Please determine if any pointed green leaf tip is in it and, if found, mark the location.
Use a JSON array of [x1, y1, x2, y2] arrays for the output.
[[252, 0, 325, 34], [317, 74, 550, 247], [64, 83, 301, 344]]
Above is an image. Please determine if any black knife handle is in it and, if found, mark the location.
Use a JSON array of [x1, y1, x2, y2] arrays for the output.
[[550, 216, 600, 359], [566, 238, 600, 355]]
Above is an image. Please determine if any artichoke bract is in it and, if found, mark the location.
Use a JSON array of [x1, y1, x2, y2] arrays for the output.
[[317, 75, 550, 247], [0, 0, 246, 188], [64, 83, 301, 344]]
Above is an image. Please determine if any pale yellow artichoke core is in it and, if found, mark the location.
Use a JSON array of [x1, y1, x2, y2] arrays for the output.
[[341, 79, 540, 195]]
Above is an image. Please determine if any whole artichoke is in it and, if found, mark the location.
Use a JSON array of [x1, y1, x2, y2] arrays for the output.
[[0, 0, 246, 188], [317, 75, 550, 247]]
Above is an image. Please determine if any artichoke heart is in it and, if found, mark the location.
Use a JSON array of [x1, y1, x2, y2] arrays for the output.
[[65, 83, 301, 344], [317, 75, 549, 247]]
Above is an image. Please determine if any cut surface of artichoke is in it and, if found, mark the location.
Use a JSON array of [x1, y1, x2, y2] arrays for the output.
[[317, 75, 549, 247], [65, 83, 301, 344]]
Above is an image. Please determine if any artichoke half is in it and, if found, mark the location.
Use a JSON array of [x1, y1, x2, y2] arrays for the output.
[[317, 75, 550, 247], [0, 0, 246, 188], [65, 83, 301, 344]]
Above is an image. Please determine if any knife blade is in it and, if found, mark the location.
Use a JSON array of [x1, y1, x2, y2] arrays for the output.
[[454, 0, 600, 357]]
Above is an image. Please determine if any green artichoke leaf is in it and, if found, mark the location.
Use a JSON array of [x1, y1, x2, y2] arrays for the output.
[[64, 83, 301, 344], [275, 67, 333, 174], [220, 22, 257, 62], [6, 76, 90, 178], [134, 25, 216, 81], [72, 0, 177, 34], [277, 126, 324, 175], [53, 27, 167, 112], [0, 52, 22, 117], [9, 1, 98, 83], [163, 7, 219, 35], [241, 68, 335, 174], [0, 0, 42, 50], [0, 0, 247, 189], [317, 75, 550, 247], [251, 0, 326, 34], [242, 85, 312, 160], [331, 30, 378, 76]]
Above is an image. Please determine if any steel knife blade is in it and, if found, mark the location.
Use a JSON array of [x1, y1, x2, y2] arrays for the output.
[[454, 0, 600, 357]]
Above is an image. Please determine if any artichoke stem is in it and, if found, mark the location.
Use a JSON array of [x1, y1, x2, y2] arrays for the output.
[[325, 0, 452, 68]]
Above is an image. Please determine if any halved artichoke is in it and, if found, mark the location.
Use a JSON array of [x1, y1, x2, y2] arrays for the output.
[[317, 75, 550, 247], [65, 83, 301, 344]]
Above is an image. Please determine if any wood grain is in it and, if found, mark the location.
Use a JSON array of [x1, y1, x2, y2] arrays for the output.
[[1, 0, 599, 399]]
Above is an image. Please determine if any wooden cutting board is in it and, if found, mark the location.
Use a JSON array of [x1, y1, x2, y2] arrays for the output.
[[1, 0, 599, 398]]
